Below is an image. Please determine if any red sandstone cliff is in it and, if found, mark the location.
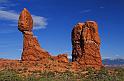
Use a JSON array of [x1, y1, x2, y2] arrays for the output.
[[72, 21, 102, 69]]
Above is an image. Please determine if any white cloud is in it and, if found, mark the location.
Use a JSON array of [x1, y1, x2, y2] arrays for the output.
[[32, 15, 47, 29], [102, 57, 112, 59], [0, 10, 18, 20], [68, 56, 72, 59], [0, 30, 15, 34], [100, 6, 104, 9], [0, 0, 8, 3], [80, 9, 91, 13], [115, 54, 119, 57], [0, 9, 47, 30], [0, 6, 6, 9]]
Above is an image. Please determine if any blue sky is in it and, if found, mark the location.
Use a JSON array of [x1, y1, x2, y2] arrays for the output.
[[0, 0, 124, 59]]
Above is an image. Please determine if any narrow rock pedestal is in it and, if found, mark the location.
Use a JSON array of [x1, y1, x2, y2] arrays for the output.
[[18, 8, 50, 61]]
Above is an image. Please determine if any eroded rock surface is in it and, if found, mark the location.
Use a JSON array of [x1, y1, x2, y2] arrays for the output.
[[18, 8, 50, 61], [72, 21, 102, 69], [18, 8, 101, 70], [53, 54, 69, 63]]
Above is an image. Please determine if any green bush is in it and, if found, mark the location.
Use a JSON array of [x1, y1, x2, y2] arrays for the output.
[[40, 71, 55, 78], [115, 68, 124, 81], [25, 75, 39, 81], [39, 77, 54, 81], [84, 67, 124, 81], [0, 70, 23, 81], [0, 67, 124, 81]]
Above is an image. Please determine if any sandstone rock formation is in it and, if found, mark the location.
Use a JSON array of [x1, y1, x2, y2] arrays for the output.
[[72, 21, 102, 69], [18, 8, 50, 61], [53, 54, 69, 63], [17, 8, 101, 70]]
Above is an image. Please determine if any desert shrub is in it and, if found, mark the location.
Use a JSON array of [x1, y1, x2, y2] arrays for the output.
[[25, 75, 39, 81], [96, 67, 110, 80], [84, 67, 124, 81], [0, 67, 124, 81], [39, 77, 54, 81], [115, 68, 124, 81], [0, 70, 23, 81], [57, 71, 74, 81], [39, 70, 81, 81], [40, 71, 55, 78]]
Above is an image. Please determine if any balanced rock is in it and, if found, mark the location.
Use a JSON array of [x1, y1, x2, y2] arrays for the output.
[[18, 8, 50, 61], [18, 8, 33, 32], [72, 21, 102, 69]]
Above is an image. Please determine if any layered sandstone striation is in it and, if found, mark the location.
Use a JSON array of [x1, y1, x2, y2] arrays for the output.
[[72, 21, 102, 69], [18, 8, 50, 61]]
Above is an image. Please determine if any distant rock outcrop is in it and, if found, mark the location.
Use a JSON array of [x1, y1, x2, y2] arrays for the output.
[[72, 21, 102, 69], [18, 8, 50, 61]]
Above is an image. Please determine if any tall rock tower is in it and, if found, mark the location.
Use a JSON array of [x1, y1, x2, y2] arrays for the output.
[[72, 21, 102, 69], [18, 8, 50, 61]]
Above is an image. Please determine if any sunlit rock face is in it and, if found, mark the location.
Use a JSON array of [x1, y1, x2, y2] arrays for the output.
[[18, 8, 33, 32], [72, 21, 102, 69], [18, 8, 50, 61]]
